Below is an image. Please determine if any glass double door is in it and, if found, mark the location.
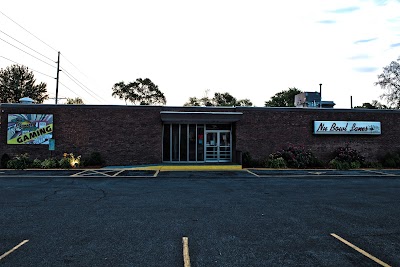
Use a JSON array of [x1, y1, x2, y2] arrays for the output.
[[163, 124, 231, 163], [205, 131, 231, 162]]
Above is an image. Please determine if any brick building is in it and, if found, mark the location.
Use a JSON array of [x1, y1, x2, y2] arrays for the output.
[[0, 103, 398, 166]]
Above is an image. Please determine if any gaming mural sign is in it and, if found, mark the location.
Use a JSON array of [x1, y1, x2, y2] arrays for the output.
[[7, 114, 54, 144], [313, 121, 381, 135]]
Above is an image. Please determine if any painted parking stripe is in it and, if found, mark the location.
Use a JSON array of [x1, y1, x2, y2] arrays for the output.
[[153, 170, 160, 177], [330, 233, 391, 267], [182, 237, 191, 267], [71, 170, 89, 176], [246, 169, 260, 177], [362, 169, 395, 176], [0, 240, 29, 261]]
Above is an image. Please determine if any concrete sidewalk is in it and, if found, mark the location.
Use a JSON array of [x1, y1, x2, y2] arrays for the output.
[[101, 164, 243, 171]]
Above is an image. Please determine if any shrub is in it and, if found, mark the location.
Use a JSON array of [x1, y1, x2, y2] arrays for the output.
[[59, 157, 72, 169], [41, 158, 59, 169], [1, 153, 11, 169], [6, 153, 32, 170], [332, 144, 365, 164], [329, 144, 365, 169], [329, 159, 350, 170], [242, 152, 253, 168], [362, 161, 382, 169], [83, 152, 105, 167], [350, 161, 361, 169], [61, 153, 81, 168], [268, 145, 321, 168], [380, 152, 400, 168], [31, 159, 42, 168], [266, 157, 287, 168]]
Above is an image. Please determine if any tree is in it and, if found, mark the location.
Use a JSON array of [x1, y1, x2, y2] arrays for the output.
[[111, 78, 166, 105], [66, 97, 84, 104], [184, 92, 253, 107], [375, 56, 400, 108], [354, 100, 388, 109], [236, 99, 253, 107], [264, 87, 301, 107], [184, 96, 213, 106], [0, 64, 48, 103], [183, 97, 201, 106], [213, 92, 237, 106]]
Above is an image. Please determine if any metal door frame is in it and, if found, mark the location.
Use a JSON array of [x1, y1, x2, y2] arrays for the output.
[[205, 130, 231, 162]]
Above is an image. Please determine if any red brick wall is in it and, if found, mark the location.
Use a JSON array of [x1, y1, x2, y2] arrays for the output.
[[1, 104, 400, 166], [236, 107, 400, 163], [0, 104, 162, 166]]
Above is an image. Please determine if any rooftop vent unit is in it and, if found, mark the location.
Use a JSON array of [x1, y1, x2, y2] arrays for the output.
[[19, 97, 34, 104]]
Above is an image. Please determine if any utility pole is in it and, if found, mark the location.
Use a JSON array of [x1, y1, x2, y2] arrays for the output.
[[55, 51, 60, 104], [319, 83, 322, 108]]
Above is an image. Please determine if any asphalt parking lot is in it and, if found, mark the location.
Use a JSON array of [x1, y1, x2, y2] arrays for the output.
[[0, 170, 399, 266]]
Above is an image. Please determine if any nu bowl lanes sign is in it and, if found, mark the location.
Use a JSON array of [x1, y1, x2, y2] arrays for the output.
[[314, 121, 381, 135]]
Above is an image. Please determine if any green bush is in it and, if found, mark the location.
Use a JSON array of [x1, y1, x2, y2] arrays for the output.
[[6, 153, 32, 170], [31, 159, 42, 168], [1, 153, 10, 169], [268, 145, 321, 168], [380, 152, 400, 168], [329, 144, 365, 169], [364, 162, 383, 169], [83, 152, 105, 167], [59, 157, 72, 169], [332, 144, 365, 164], [329, 159, 350, 170], [350, 161, 361, 169], [41, 158, 59, 169], [242, 152, 253, 168], [266, 157, 287, 168]]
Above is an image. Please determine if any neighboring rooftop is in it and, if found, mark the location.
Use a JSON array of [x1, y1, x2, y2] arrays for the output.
[[294, 92, 335, 108]]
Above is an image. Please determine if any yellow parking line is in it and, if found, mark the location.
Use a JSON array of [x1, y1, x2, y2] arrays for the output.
[[182, 237, 191, 267], [0, 240, 29, 261], [330, 233, 391, 267]]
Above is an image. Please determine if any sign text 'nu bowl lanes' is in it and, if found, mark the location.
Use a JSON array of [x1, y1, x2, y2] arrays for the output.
[[313, 121, 381, 135]]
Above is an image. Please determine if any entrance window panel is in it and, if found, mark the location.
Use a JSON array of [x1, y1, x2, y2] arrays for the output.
[[172, 124, 179, 161], [163, 124, 170, 161], [180, 124, 188, 161], [206, 132, 218, 161], [219, 132, 231, 161], [197, 125, 204, 161], [189, 124, 196, 161], [206, 124, 231, 130]]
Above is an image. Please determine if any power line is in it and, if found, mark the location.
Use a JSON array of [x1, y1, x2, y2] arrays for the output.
[[0, 36, 56, 68], [0, 28, 56, 64], [0, 55, 56, 79], [0, 10, 103, 105], [0, 10, 58, 53], [60, 53, 89, 79], [60, 67, 106, 103], [61, 70, 103, 103], [59, 81, 85, 100]]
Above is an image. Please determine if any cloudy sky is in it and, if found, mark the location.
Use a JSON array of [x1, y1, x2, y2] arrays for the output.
[[1, 0, 399, 107]]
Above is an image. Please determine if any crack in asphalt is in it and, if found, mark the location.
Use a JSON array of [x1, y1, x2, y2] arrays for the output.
[[86, 185, 107, 203]]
